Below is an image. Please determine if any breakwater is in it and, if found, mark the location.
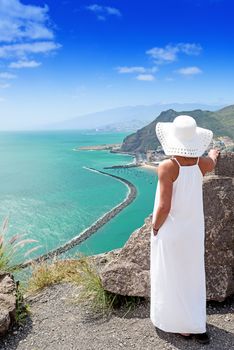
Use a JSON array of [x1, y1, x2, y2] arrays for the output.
[[20, 167, 137, 269], [103, 163, 140, 169]]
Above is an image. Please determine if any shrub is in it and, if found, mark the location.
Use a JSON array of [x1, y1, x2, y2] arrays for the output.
[[0, 216, 41, 273]]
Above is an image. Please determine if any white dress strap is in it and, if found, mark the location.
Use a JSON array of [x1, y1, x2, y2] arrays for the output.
[[172, 157, 181, 167], [196, 157, 200, 165]]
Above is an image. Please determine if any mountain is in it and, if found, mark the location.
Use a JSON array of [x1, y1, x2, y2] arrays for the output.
[[120, 106, 234, 153], [95, 119, 148, 132], [215, 105, 234, 136], [43, 103, 224, 131]]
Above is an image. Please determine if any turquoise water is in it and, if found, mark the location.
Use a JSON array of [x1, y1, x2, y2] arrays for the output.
[[0, 131, 157, 263]]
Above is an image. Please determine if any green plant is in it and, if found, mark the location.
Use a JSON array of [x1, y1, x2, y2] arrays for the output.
[[15, 281, 30, 326], [0, 216, 41, 273], [69, 253, 144, 317]]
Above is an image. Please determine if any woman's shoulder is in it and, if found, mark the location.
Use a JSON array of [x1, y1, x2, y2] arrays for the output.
[[157, 158, 178, 180], [158, 158, 175, 170]]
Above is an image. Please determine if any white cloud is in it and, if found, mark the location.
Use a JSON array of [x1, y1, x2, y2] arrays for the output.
[[146, 46, 178, 64], [0, 41, 61, 59], [176, 66, 202, 75], [97, 15, 106, 21], [9, 59, 41, 68], [146, 43, 202, 64], [136, 74, 155, 81], [0, 83, 10, 88], [86, 4, 122, 20], [0, 0, 60, 68], [116, 66, 147, 74], [0, 72, 17, 79], [105, 7, 122, 17], [116, 66, 158, 74], [0, 0, 53, 42], [178, 43, 202, 55]]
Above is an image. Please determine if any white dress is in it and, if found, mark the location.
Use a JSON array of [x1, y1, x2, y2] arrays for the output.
[[150, 157, 207, 333]]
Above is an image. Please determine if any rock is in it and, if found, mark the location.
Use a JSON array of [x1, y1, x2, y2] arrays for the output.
[[99, 217, 151, 297], [0, 272, 17, 335], [99, 153, 234, 302], [203, 171, 234, 300]]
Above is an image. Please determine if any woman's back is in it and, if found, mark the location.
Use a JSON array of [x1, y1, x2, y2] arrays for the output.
[[152, 156, 204, 224], [150, 156, 207, 333], [169, 157, 204, 218]]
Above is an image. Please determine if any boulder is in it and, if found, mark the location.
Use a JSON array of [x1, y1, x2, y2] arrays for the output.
[[0, 272, 16, 335], [99, 153, 234, 302], [203, 152, 234, 301]]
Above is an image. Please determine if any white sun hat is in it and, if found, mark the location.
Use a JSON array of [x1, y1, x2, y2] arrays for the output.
[[156, 115, 213, 157]]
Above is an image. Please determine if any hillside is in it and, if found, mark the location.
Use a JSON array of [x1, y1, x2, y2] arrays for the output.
[[120, 106, 234, 153]]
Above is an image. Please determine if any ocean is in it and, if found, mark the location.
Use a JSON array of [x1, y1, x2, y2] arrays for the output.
[[0, 130, 157, 264]]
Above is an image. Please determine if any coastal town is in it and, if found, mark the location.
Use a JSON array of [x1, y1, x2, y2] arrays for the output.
[[76, 135, 234, 171]]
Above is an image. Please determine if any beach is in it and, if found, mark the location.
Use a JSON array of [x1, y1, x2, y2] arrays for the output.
[[139, 163, 159, 172]]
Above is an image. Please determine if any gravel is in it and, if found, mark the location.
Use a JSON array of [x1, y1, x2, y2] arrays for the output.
[[0, 283, 233, 350]]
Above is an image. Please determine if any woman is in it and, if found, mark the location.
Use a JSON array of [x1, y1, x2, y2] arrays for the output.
[[150, 115, 220, 345]]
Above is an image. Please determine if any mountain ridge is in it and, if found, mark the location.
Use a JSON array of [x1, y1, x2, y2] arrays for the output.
[[120, 105, 234, 153]]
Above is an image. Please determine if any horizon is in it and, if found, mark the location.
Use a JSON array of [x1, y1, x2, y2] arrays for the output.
[[0, 0, 233, 130], [0, 101, 231, 132]]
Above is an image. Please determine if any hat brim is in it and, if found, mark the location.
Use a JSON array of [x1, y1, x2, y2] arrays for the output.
[[156, 122, 213, 157]]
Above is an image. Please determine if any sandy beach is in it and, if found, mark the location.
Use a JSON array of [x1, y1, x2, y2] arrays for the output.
[[139, 163, 159, 172]]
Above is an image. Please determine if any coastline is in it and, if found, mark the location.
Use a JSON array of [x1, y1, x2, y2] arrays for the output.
[[76, 143, 161, 170], [75, 143, 122, 151], [19, 143, 158, 268], [20, 167, 137, 269], [139, 163, 159, 171]]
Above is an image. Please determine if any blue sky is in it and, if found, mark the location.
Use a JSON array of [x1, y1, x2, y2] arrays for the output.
[[0, 0, 233, 129]]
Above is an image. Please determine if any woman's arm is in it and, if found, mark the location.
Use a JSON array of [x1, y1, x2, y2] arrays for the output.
[[152, 161, 173, 236], [200, 149, 220, 175]]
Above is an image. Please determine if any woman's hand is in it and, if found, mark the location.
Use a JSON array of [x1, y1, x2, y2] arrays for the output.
[[152, 224, 159, 236], [208, 148, 220, 160]]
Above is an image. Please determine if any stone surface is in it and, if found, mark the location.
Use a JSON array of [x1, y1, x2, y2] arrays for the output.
[[1, 283, 233, 350], [0, 272, 16, 335], [203, 175, 234, 301], [99, 153, 234, 302]]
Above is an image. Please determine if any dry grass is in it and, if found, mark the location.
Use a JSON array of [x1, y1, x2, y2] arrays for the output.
[[27, 253, 143, 316], [27, 255, 86, 292]]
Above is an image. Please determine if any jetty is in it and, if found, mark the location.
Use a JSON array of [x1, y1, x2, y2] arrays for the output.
[[103, 163, 140, 169], [20, 167, 137, 269], [75, 143, 122, 151]]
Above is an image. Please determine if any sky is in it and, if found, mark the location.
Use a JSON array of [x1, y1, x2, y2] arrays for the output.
[[0, 0, 234, 129]]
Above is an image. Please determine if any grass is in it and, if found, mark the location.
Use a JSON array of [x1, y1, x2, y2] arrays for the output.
[[0, 216, 41, 273], [27, 256, 84, 292], [0, 216, 143, 318], [27, 252, 144, 317], [0, 216, 144, 318]]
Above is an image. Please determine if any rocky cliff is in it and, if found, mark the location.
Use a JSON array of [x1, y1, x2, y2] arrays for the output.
[[98, 153, 234, 302], [0, 272, 17, 335]]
